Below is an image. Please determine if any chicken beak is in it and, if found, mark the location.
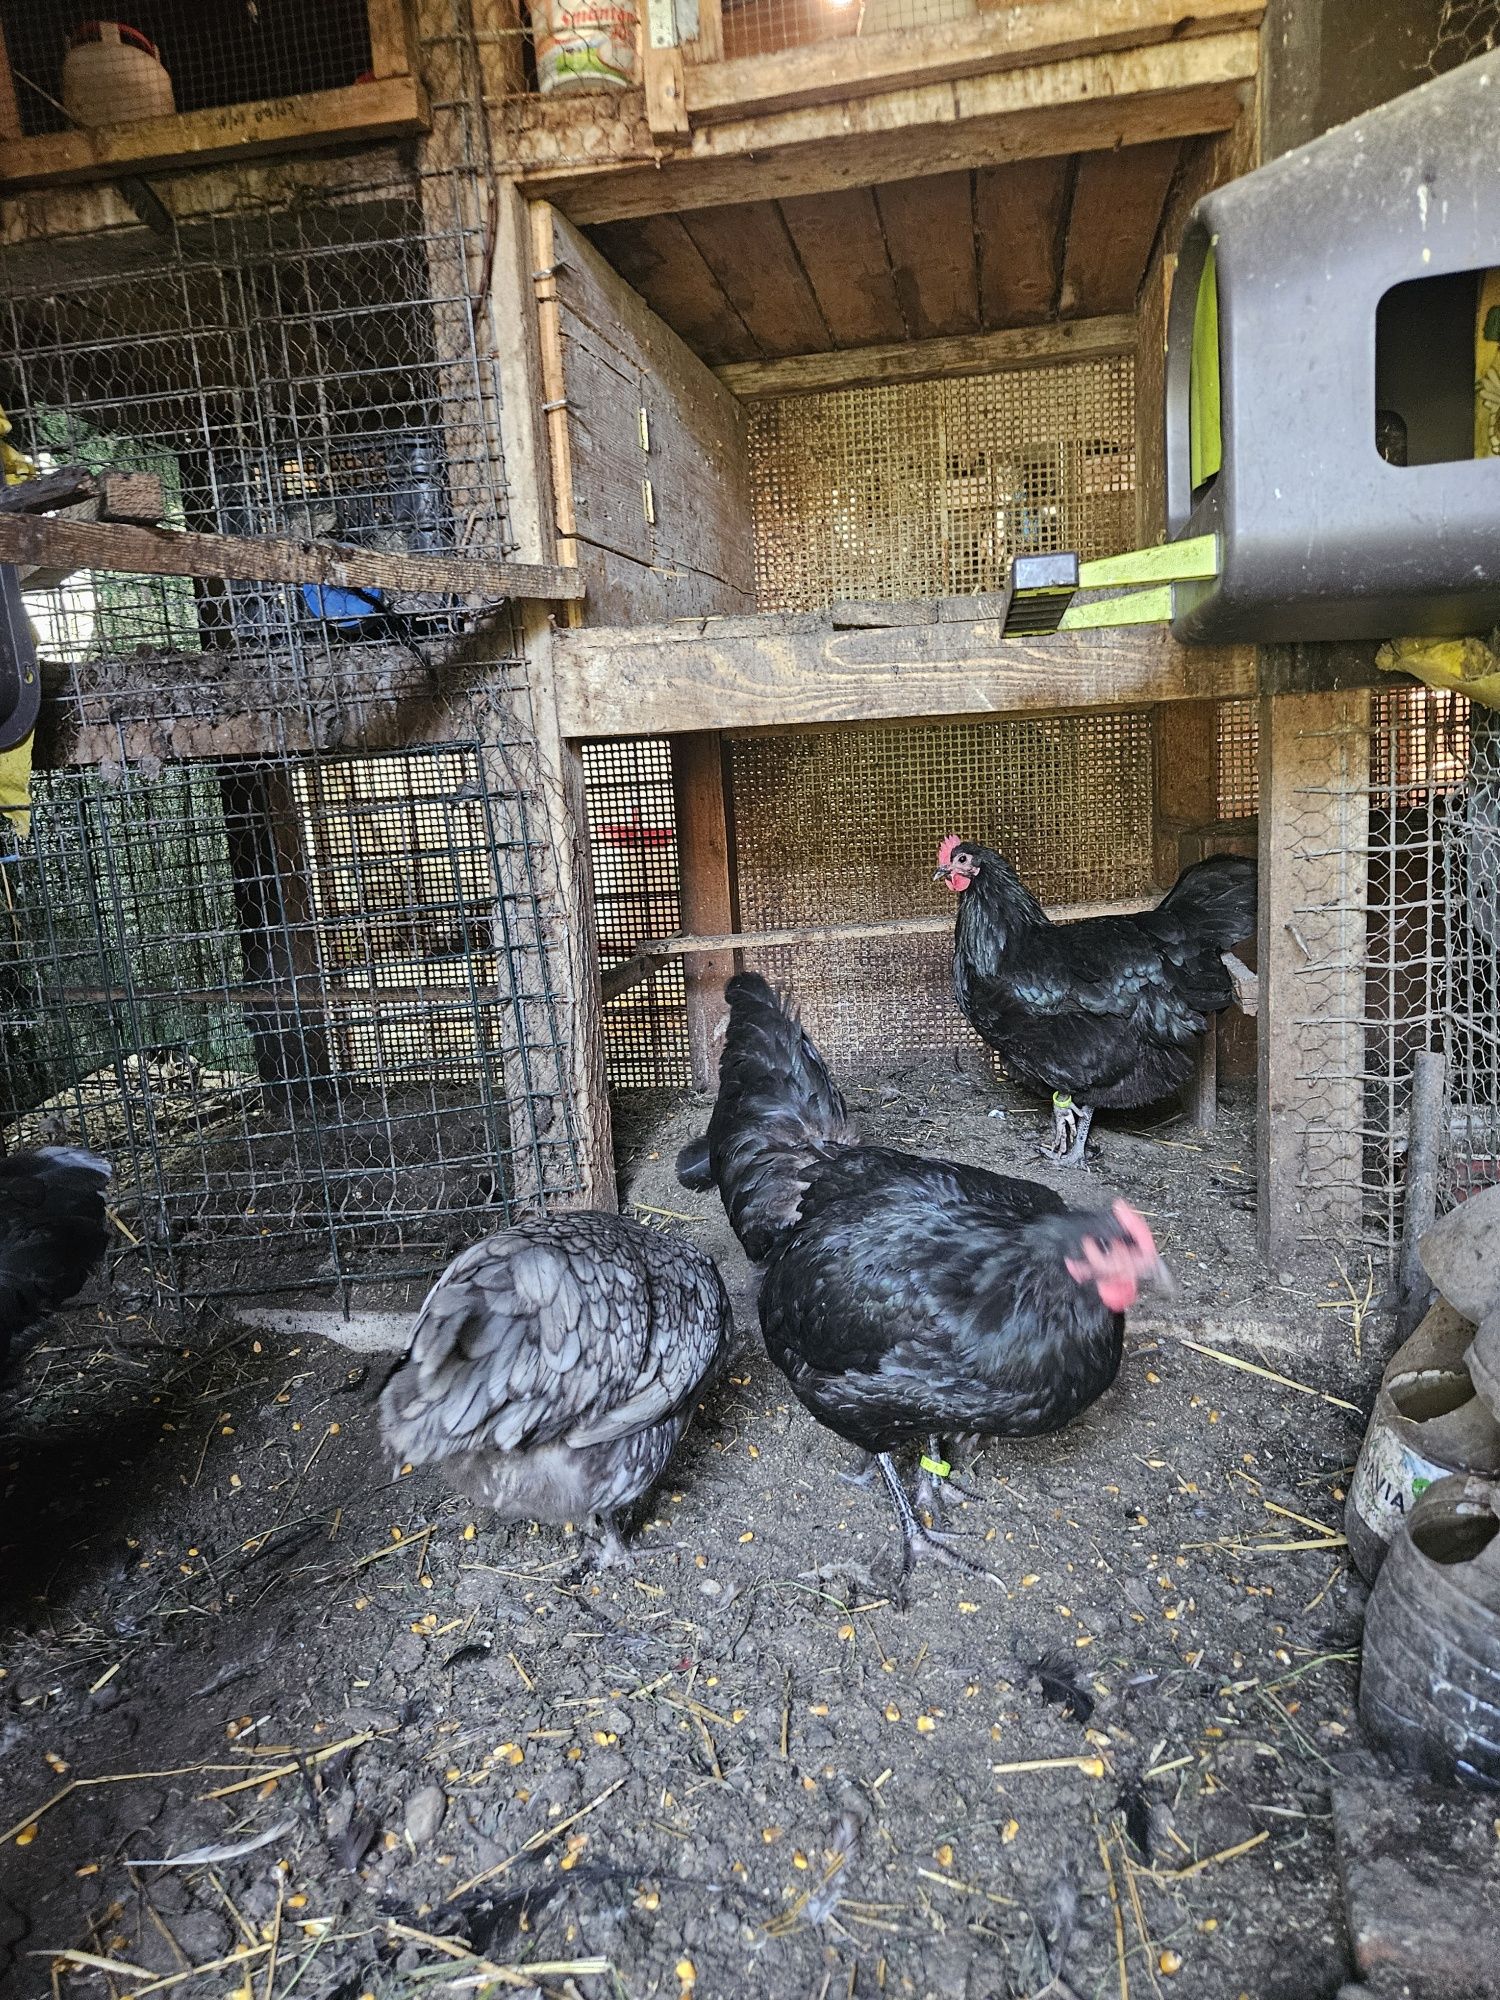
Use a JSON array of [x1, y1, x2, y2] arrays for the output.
[[932, 864, 951, 883]]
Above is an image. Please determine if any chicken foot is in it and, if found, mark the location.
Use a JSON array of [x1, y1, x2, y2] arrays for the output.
[[915, 1437, 983, 1515], [1040, 1094, 1095, 1168], [874, 1453, 1001, 1592]]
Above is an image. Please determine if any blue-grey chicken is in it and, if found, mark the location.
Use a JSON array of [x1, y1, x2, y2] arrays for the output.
[[379, 1211, 733, 1564]]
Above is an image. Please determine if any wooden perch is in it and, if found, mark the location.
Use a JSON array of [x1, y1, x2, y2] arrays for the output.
[[0, 510, 585, 603], [0, 465, 164, 520], [600, 897, 1156, 1003]]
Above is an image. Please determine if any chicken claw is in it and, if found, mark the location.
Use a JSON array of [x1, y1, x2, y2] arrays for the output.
[[1039, 1093, 1095, 1168], [875, 1454, 1002, 1594], [915, 1439, 982, 1515]]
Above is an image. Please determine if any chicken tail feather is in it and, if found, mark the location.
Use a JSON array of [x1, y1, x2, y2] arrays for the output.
[[1154, 853, 1256, 949], [674, 1134, 714, 1192], [707, 973, 857, 1262]]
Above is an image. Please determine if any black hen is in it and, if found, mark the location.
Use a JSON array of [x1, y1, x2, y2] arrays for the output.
[[379, 1211, 732, 1565], [935, 838, 1256, 1165], [678, 973, 1170, 1581], [0, 1146, 112, 1368]]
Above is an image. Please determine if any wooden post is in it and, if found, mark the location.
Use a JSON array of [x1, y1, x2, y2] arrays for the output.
[[670, 732, 735, 1091], [1154, 697, 1222, 1129], [1257, 687, 1372, 1270]]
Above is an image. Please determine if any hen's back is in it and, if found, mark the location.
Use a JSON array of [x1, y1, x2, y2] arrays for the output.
[[0, 1147, 112, 1361]]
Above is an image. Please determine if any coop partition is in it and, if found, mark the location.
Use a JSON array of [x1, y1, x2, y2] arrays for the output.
[[0, 31, 591, 1311]]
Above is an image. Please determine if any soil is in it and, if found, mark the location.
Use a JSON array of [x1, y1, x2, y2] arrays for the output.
[[0, 1058, 1386, 2000]]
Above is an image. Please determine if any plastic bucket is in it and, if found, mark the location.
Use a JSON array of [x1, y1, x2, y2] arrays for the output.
[[63, 21, 175, 127]]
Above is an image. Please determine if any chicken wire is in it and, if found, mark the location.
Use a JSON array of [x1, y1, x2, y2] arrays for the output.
[[721, 0, 977, 62], [0, 8, 590, 1308], [1, 1, 375, 135], [0, 742, 579, 1307], [748, 357, 1135, 610]]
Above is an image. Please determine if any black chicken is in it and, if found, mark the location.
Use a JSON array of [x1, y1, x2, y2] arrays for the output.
[[678, 973, 1171, 1581], [0, 1146, 112, 1369], [379, 1211, 733, 1565], [934, 838, 1257, 1165]]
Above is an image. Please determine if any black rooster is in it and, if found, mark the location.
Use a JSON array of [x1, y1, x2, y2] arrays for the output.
[[0, 1146, 112, 1368], [934, 838, 1256, 1165], [379, 1211, 733, 1565], [678, 973, 1171, 1581]]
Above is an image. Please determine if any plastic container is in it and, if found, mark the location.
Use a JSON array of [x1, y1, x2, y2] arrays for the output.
[[1359, 1474, 1500, 1791], [62, 22, 175, 127], [534, 0, 638, 93], [1346, 1300, 1500, 1582]]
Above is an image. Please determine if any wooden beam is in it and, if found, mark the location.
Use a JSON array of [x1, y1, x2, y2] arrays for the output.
[[0, 467, 164, 523], [874, 170, 981, 341], [680, 202, 831, 357], [1058, 139, 1182, 316], [0, 27, 21, 143], [715, 314, 1134, 400], [777, 188, 906, 348], [366, 0, 420, 76], [509, 28, 1261, 222], [685, 0, 1264, 125], [670, 733, 736, 1087], [683, 0, 724, 64], [588, 215, 759, 366], [555, 606, 1256, 738], [1257, 687, 1372, 1270], [1153, 698, 1219, 886], [976, 156, 1071, 327], [0, 511, 583, 601], [0, 77, 430, 190]]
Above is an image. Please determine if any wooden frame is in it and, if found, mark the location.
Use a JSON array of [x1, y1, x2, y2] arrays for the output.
[[553, 604, 1256, 739], [0, 2, 428, 189], [716, 316, 1135, 400]]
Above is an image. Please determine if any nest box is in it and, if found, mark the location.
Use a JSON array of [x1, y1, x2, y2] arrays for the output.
[[1164, 50, 1500, 645]]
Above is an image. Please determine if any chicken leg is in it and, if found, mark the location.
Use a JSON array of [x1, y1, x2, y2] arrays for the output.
[[915, 1436, 983, 1514], [1040, 1093, 1095, 1168], [874, 1453, 999, 1588]]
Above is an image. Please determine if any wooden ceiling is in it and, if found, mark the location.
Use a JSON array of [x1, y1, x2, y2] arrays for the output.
[[587, 140, 1184, 368]]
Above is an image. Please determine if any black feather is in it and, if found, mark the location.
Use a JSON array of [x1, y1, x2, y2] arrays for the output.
[[0, 1146, 112, 1367], [675, 1133, 714, 1191], [1030, 1649, 1095, 1724], [1118, 1779, 1153, 1861]]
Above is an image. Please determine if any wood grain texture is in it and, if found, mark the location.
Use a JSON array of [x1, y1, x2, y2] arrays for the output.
[[588, 214, 758, 363], [1059, 138, 1182, 316], [777, 188, 906, 349], [670, 733, 737, 1087], [875, 170, 980, 341], [554, 608, 1256, 737], [0, 511, 581, 600], [976, 156, 1071, 326], [680, 201, 831, 356], [715, 315, 1134, 399]]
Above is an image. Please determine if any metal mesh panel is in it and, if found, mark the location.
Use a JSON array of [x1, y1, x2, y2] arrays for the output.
[[1, 4, 374, 135], [0, 743, 580, 1306], [581, 738, 690, 1090], [1425, 0, 1500, 72], [1440, 710, 1500, 1203], [722, 0, 978, 62], [748, 358, 1136, 611], [1217, 697, 1260, 820], [730, 712, 1156, 1071], [1280, 687, 1469, 1261]]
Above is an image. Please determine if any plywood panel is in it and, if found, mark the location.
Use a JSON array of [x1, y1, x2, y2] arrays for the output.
[[778, 187, 907, 348], [588, 214, 759, 364], [680, 200, 832, 356], [875, 170, 981, 341], [975, 156, 1071, 326], [1059, 138, 1182, 316]]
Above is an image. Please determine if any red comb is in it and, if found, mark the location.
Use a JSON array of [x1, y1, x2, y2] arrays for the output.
[[937, 834, 962, 867]]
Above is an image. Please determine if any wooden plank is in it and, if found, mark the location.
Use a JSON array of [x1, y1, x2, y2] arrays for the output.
[[670, 734, 736, 1088], [1257, 688, 1372, 1269], [1152, 697, 1218, 886], [679, 202, 831, 357], [1059, 138, 1182, 316], [683, 0, 725, 65], [1134, 250, 1174, 545], [874, 170, 981, 340], [545, 209, 755, 617], [715, 314, 1134, 399], [0, 466, 163, 523], [588, 215, 758, 364], [366, 0, 420, 76], [644, 44, 692, 141], [686, 0, 1265, 124], [511, 31, 1261, 222], [0, 30, 21, 143], [0, 77, 430, 189], [777, 188, 906, 349], [0, 510, 582, 600], [975, 156, 1071, 327], [554, 612, 1257, 737]]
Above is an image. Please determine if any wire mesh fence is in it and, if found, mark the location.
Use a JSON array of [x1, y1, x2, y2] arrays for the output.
[[1, 2, 376, 136], [0, 4, 588, 1311], [722, 0, 977, 62], [748, 357, 1136, 610]]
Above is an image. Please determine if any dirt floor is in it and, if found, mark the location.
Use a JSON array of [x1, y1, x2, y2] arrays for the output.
[[0, 1057, 1390, 2000]]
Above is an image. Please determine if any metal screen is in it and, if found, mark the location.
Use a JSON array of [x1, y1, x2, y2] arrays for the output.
[[731, 711, 1157, 1071], [1, 3, 374, 134], [0, 8, 588, 1309], [0, 744, 577, 1306], [722, 0, 978, 62], [581, 738, 691, 1091], [747, 357, 1135, 611], [1217, 696, 1260, 820]]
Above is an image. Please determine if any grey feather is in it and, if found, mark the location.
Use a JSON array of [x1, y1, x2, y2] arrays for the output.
[[379, 1211, 733, 1539]]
